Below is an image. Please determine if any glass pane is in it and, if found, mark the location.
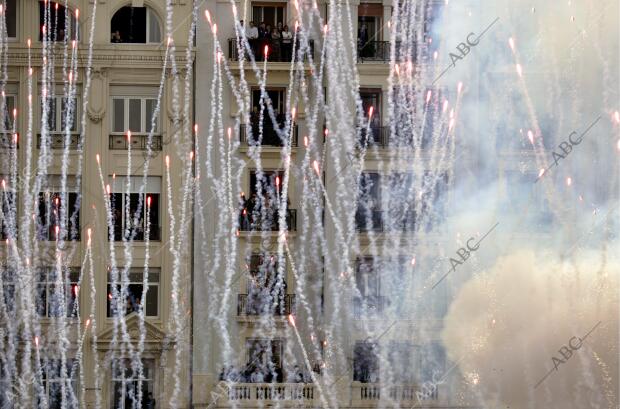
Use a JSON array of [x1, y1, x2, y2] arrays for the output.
[[128, 99, 141, 132], [61, 98, 78, 132], [147, 9, 161, 43], [145, 285, 158, 316], [113, 99, 125, 133], [145, 99, 158, 133], [6, 0, 16, 38], [43, 98, 57, 132]]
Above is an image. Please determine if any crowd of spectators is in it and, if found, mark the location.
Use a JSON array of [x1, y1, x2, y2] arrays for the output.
[[238, 20, 299, 61]]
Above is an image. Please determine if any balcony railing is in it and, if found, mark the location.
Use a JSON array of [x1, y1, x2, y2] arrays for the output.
[[228, 38, 315, 62], [37, 133, 80, 149], [239, 208, 297, 232], [240, 124, 298, 147], [353, 296, 386, 318], [237, 293, 296, 316], [355, 209, 416, 232], [0, 132, 17, 149], [223, 383, 316, 402], [357, 41, 413, 63], [109, 134, 163, 151], [352, 383, 437, 402], [109, 225, 161, 242]]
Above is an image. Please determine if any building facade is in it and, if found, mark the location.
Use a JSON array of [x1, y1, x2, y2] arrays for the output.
[[0, 1, 193, 408], [192, 0, 479, 407]]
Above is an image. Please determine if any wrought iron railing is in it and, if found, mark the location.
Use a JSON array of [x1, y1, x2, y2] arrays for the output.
[[109, 134, 163, 151], [239, 208, 297, 232], [237, 293, 296, 316], [240, 123, 298, 147], [109, 225, 161, 242], [0, 132, 17, 149], [355, 208, 416, 232], [357, 41, 413, 62], [228, 38, 315, 62], [37, 133, 80, 149]]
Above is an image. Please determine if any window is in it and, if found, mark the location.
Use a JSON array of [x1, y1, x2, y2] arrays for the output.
[[387, 342, 416, 382], [383, 173, 415, 231], [359, 89, 382, 145], [110, 7, 161, 44], [353, 341, 379, 382], [356, 172, 381, 231], [109, 176, 161, 241], [243, 253, 288, 315], [39, 1, 78, 41], [358, 4, 383, 43], [251, 4, 286, 28], [1, 265, 16, 315], [111, 97, 159, 134], [39, 358, 79, 408], [41, 96, 79, 134], [36, 267, 80, 318], [1, 95, 16, 133], [111, 359, 156, 409], [420, 171, 448, 228], [107, 268, 159, 317], [0, 176, 17, 240], [353, 257, 385, 317], [4, 0, 16, 38], [37, 175, 80, 241], [245, 338, 283, 382]]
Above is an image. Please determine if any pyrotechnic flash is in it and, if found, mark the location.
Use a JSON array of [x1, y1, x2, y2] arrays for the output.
[[288, 314, 296, 327], [313, 160, 320, 175]]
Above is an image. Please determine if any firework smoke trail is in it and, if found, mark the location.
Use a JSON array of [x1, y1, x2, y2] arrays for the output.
[[85, 227, 102, 409]]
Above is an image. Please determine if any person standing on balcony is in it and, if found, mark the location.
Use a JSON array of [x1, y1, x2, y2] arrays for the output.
[[270, 28, 282, 61], [281, 25, 293, 62], [246, 21, 259, 59], [250, 367, 264, 383]]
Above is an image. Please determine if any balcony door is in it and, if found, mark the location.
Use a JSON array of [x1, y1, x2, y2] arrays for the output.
[[353, 341, 379, 383], [246, 339, 284, 382], [246, 253, 287, 315], [252, 3, 286, 27], [355, 257, 380, 299]]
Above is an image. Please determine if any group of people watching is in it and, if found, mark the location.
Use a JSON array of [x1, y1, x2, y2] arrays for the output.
[[238, 191, 291, 231], [219, 364, 317, 383], [239, 20, 296, 61]]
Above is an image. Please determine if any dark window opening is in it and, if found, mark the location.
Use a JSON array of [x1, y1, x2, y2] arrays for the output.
[[107, 269, 159, 317], [353, 341, 379, 382], [110, 6, 161, 44], [39, 1, 77, 42], [109, 193, 160, 241], [36, 267, 80, 318], [37, 191, 80, 241], [5, 0, 16, 38], [245, 339, 283, 382]]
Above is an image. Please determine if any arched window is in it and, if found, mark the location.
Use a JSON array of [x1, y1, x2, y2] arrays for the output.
[[111, 6, 161, 44], [39, 1, 78, 42]]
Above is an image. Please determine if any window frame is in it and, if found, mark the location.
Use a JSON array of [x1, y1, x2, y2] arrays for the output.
[[106, 267, 160, 318], [4, 0, 17, 39], [110, 97, 160, 135], [108, 176, 161, 242], [38, 1, 79, 42], [40, 358, 79, 408], [40, 95, 80, 134], [111, 358, 156, 409], [36, 175, 81, 241], [35, 266, 80, 318], [110, 6, 162, 44]]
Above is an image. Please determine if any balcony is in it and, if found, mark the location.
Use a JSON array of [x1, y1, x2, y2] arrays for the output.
[[355, 209, 416, 232], [109, 134, 163, 151], [351, 383, 438, 405], [228, 38, 315, 62], [37, 133, 80, 149], [109, 225, 161, 242], [357, 41, 412, 63], [239, 208, 297, 232], [240, 123, 298, 147], [0, 132, 17, 149], [221, 383, 316, 406], [237, 293, 296, 316], [353, 296, 386, 318]]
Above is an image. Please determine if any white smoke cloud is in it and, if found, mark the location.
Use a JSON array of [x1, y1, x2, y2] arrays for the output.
[[442, 249, 619, 408]]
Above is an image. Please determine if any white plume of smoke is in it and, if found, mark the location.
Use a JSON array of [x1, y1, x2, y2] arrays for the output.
[[442, 249, 619, 408]]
